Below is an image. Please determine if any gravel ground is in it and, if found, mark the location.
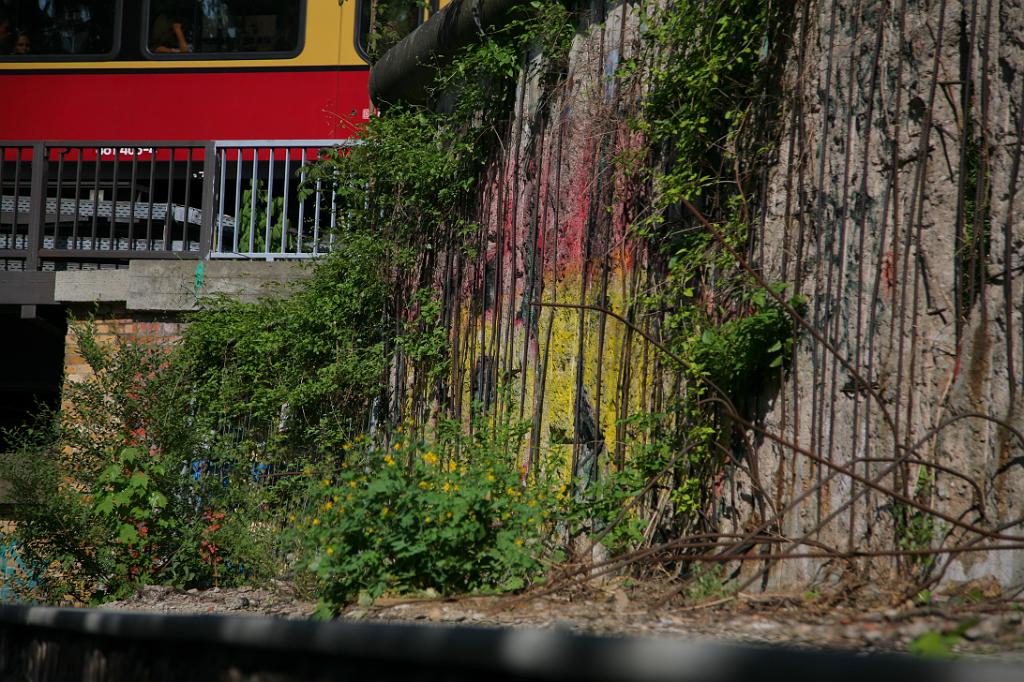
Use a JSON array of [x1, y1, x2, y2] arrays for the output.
[[99, 579, 1024, 658]]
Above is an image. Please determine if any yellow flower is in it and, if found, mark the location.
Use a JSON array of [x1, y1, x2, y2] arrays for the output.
[[288, 514, 296, 523], [424, 516, 432, 524], [393, 442, 402, 451], [349, 480, 358, 489], [332, 495, 340, 503], [322, 478, 331, 487], [383, 455, 396, 467], [442, 482, 451, 493], [454, 484, 460, 492], [326, 546, 335, 556], [446, 511, 452, 519], [355, 434, 365, 443], [527, 499, 537, 507], [418, 481, 432, 490], [312, 518, 320, 526], [486, 471, 496, 482], [515, 538, 524, 547], [343, 442, 353, 451], [324, 501, 334, 510], [459, 466, 467, 475], [447, 461, 457, 473], [381, 506, 390, 517], [423, 451, 439, 466]]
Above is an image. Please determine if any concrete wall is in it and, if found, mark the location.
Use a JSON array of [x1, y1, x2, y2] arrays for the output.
[[400, 0, 1024, 590]]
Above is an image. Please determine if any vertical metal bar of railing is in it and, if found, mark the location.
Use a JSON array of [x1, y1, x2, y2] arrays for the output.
[[54, 149, 65, 253], [164, 150, 175, 252], [297, 149, 307, 254], [313, 177, 322, 255], [25, 143, 45, 272], [0, 148, 7, 254], [264, 148, 275, 260], [109, 154, 119, 251], [72, 150, 83, 250], [128, 151, 139, 252], [146, 153, 157, 250], [248, 152, 258, 255], [12, 147, 23, 254], [183, 148, 194, 252], [91, 148, 100, 250], [216, 147, 227, 255], [233, 148, 242, 254], [281, 149, 290, 256], [199, 142, 216, 259]]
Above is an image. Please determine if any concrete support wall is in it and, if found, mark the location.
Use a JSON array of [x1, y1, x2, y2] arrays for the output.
[[404, 0, 1024, 589]]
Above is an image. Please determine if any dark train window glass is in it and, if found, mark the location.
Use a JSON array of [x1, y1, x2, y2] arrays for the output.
[[1, 1, 117, 56], [145, 0, 301, 56], [357, 0, 422, 62]]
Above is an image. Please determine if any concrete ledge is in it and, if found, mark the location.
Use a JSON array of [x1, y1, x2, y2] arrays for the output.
[[53, 269, 130, 304], [54, 260, 311, 311]]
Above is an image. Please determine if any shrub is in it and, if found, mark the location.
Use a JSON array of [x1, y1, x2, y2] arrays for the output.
[[291, 430, 561, 611], [0, 321, 271, 602]]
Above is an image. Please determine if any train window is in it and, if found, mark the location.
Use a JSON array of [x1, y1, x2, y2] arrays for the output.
[[0, 0, 119, 57], [144, 0, 302, 57], [356, 0, 422, 62]]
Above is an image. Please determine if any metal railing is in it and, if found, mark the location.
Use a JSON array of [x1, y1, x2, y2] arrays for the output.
[[0, 139, 353, 271], [210, 140, 355, 260]]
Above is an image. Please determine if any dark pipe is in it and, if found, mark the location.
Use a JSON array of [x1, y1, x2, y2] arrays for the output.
[[368, 0, 527, 108]]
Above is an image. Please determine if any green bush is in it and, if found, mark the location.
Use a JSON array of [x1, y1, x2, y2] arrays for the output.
[[290, 430, 561, 611], [179, 232, 393, 455], [0, 321, 272, 602]]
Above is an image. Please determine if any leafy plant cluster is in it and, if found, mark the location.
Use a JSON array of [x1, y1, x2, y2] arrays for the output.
[[0, 323, 273, 602], [583, 0, 795, 547], [291, 425, 564, 611], [180, 232, 393, 456], [631, 0, 794, 393]]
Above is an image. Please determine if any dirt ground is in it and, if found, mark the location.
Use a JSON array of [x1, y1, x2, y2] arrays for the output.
[[99, 578, 1024, 658]]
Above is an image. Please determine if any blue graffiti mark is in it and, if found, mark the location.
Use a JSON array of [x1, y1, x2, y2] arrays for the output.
[[0, 540, 38, 603]]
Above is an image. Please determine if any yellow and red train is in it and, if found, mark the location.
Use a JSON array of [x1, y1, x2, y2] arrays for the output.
[[0, 0, 431, 142]]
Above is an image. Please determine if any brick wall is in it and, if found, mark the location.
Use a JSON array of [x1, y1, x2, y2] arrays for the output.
[[62, 304, 186, 387]]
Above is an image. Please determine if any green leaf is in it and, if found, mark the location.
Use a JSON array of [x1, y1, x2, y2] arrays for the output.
[[94, 496, 114, 515], [118, 524, 139, 544]]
